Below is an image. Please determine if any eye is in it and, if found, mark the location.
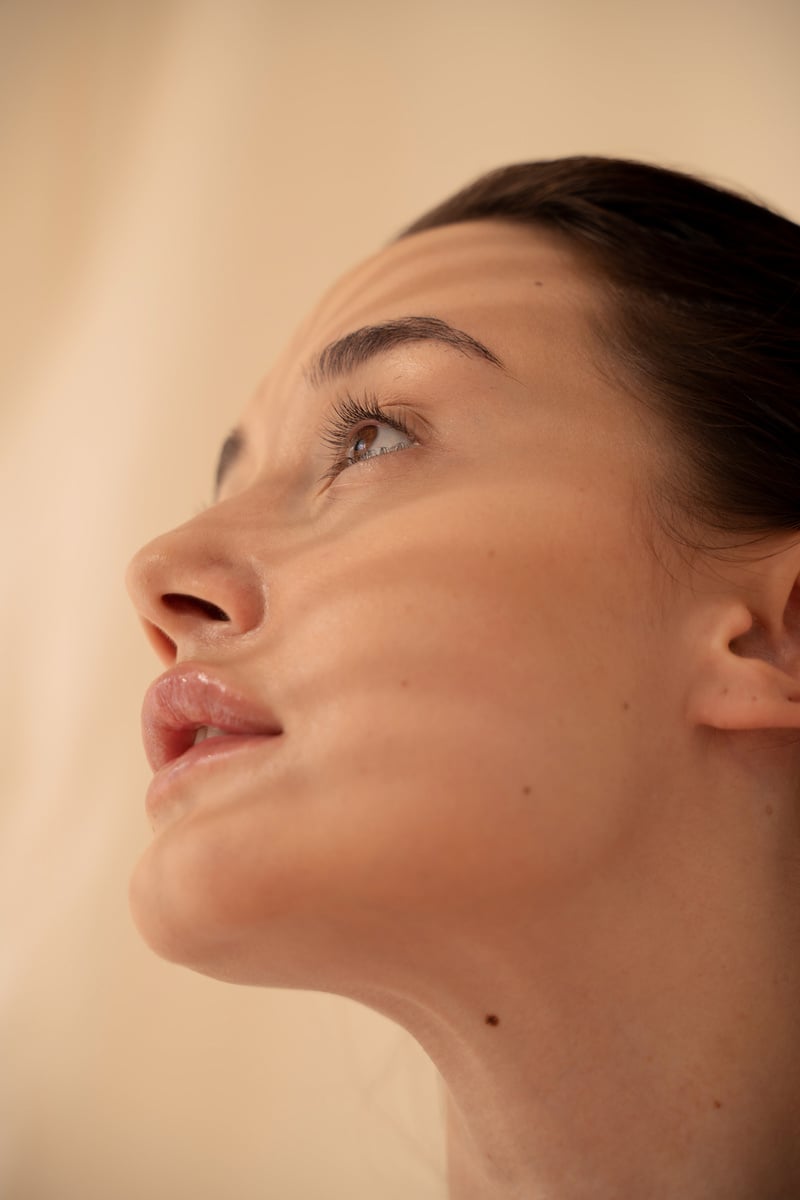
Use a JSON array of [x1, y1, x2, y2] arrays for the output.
[[347, 420, 411, 464], [319, 391, 419, 480]]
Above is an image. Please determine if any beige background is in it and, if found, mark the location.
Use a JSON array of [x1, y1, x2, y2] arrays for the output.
[[1, 2, 798, 1197]]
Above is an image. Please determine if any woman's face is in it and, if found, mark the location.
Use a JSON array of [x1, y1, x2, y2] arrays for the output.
[[127, 220, 684, 994]]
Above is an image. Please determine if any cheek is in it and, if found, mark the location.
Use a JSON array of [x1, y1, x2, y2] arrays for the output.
[[279, 513, 661, 886], [286, 500, 642, 774]]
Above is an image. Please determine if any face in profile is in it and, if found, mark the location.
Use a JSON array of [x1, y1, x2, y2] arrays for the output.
[[126, 219, 681, 1002]]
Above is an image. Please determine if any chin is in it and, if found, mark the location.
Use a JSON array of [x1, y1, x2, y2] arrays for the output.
[[127, 840, 367, 994]]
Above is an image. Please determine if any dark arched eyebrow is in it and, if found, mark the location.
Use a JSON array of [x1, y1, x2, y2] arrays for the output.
[[213, 315, 506, 497], [305, 314, 505, 388]]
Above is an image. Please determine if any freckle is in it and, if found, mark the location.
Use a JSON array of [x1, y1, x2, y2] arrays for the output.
[[751, 696, 757, 702], [485, 1014, 500, 1026], [765, 804, 774, 816], [522, 785, 531, 795], [713, 1099, 722, 1109], [487, 548, 496, 558], [534, 280, 543, 287], [722, 687, 729, 695], [621, 701, 630, 711], [400, 679, 409, 688]]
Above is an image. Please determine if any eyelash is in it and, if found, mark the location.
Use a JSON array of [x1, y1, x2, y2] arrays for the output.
[[318, 390, 418, 481]]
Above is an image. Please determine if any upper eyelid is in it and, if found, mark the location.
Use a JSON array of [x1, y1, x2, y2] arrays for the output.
[[320, 391, 422, 453]]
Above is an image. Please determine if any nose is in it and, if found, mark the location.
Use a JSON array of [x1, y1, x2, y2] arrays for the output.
[[125, 513, 267, 665]]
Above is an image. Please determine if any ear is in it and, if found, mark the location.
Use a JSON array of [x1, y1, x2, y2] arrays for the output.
[[687, 547, 800, 733]]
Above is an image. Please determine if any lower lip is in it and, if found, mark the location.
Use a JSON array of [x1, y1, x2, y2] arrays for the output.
[[145, 734, 280, 823]]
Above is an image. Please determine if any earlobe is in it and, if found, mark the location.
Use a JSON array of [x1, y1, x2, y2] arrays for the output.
[[687, 594, 800, 733], [689, 656, 800, 731]]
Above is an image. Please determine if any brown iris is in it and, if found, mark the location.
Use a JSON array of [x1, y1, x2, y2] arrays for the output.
[[352, 424, 380, 462]]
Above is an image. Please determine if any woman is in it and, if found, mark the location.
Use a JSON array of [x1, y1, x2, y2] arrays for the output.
[[126, 157, 800, 1199]]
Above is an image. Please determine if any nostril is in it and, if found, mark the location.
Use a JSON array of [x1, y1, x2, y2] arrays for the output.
[[162, 593, 231, 622]]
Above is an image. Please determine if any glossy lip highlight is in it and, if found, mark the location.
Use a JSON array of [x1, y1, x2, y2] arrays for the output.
[[141, 665, 283, 821], [142, 664, 283, 772]]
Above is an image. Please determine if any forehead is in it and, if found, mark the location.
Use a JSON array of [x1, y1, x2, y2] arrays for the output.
[[245, 220, 607, 421]]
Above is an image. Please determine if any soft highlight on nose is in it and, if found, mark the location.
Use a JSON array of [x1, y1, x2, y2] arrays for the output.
[[126, 517, 267, 664]]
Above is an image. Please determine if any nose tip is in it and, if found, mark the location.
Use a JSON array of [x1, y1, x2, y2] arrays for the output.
[[125, 517, 266, 663]]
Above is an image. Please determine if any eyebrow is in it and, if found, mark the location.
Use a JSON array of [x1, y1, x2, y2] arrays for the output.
[[213, 315, 506, 496], [306, 314, 505, 387]]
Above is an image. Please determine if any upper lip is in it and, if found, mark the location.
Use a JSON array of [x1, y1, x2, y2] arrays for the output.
[[141, 663, 283, 772]]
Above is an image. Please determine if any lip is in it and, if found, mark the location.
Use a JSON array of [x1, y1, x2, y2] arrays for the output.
[[141, 664, 283, 818]]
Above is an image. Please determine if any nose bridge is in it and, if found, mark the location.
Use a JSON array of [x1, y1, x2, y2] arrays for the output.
[[126, 506, 268, 662]]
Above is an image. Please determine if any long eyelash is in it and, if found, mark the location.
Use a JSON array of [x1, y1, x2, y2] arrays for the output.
[[318, 390, 417, 480]]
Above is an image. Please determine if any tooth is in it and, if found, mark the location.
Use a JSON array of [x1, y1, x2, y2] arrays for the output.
[[193, 726, 227, 745]]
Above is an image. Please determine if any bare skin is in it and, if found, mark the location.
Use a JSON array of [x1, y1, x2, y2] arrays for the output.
[[127, 220, 800, 1198]]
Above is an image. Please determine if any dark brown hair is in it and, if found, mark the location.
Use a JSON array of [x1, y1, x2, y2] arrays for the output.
[[399, 157, 800, 546]]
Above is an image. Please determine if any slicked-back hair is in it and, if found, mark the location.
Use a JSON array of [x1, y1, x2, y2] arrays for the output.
[[398, 157, 800, 546]]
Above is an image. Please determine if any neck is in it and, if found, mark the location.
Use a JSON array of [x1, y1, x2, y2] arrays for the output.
[[441, 920, 798, 1200], [375, 809, 800, 1200]]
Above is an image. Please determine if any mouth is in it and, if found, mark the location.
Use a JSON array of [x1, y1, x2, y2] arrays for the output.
[[192, 724, 230, 746], [141, 665, 283, 811]]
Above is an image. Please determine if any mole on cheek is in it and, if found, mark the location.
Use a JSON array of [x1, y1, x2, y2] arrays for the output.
[[485, 1014, 500, 1026]]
